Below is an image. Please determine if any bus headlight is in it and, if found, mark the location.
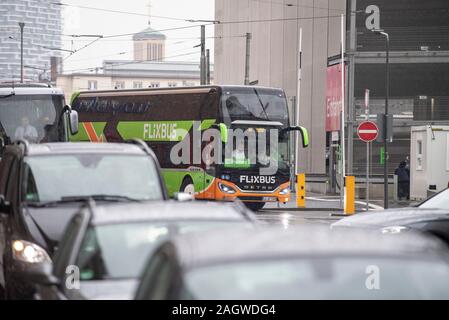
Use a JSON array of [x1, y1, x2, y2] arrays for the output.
[[12, 240, 51, 264], [218, 182, 236, 194], [279, 187, 290, 195]]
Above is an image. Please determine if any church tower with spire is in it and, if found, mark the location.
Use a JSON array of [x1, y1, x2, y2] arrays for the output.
[[133, 0, 166, 61]]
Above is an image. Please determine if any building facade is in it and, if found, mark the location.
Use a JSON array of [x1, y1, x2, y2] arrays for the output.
[[133, 26, 166, 61], [57, 60, 212, 102], [0, 0, 62, 82]]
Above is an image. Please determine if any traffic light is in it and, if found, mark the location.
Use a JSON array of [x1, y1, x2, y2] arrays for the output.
[[376, 114, 393, 143]]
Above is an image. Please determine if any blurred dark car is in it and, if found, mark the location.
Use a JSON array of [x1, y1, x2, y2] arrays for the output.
[[331, 188, 449, 243], [0, 140, 167, 299], [27, 201, 255, 300], [135, 226, 449, 300]]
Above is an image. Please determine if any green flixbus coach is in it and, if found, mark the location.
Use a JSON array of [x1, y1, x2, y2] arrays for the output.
[[70, 85, 308, 211]]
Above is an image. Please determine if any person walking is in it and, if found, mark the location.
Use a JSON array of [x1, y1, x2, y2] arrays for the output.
[[395, 161, 410, 200]]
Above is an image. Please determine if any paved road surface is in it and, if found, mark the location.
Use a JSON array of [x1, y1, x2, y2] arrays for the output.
[[256, 194, 343, 227], [254, 193, 407, 227]]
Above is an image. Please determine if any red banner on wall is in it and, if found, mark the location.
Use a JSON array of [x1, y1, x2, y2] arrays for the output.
[[326, 64, 346, 132]]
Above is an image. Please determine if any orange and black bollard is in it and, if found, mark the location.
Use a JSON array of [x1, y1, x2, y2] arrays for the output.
[[296, 173, 306, 208]]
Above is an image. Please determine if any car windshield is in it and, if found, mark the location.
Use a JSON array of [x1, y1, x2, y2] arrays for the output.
[[419, 188, 449, 209], [183, 257, 449, 299], [0, 94, 64, 144], [221, 88, 289, 126], [75, 221, 247, 280], [22, 155, 162, 203]]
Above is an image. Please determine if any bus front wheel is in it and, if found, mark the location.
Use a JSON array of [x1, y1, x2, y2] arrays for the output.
[[180, 177, 195, 195], [244, 202, 266, 211]]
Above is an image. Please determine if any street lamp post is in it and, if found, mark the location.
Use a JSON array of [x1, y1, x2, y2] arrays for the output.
[[19, 22, 25, 83], [372, 29, 390, 209]]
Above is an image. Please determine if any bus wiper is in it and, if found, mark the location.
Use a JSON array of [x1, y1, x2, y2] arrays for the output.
[[253, 88, 269, 120], [0, 93, 15, 99]]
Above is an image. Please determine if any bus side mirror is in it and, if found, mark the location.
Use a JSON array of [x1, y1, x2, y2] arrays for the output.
[[298, 126, 309, 148], [211, 123, 228, 144], [281, 126, 309, 148], [69, 110, 79, 135]]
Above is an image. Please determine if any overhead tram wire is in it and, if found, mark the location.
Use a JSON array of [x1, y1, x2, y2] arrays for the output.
[[248, 0, 449, 14], [51, 2, 219, 24], [60, 35, 246, 43], [61, 51, 200, 74], [66, 43, 204, 63], [248, 0, 346, 12], [60, 23, 214, 62], [62, 36, 103, 63]]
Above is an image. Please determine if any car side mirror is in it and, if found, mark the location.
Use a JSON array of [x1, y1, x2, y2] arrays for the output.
[[69, 109, 79, 135], [173, 192, 194, 202], [0, 194, 11, 214], [21, 262, 60, 287]]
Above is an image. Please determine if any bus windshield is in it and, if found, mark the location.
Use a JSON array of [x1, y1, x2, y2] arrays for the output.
[[224, 129, 290, 172], [0, 94, 65, 144], [221, 87, 289, 126]]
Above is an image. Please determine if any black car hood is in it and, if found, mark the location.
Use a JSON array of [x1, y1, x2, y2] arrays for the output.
[[332, 208, 449, 229], [24, 205, 84, 252]]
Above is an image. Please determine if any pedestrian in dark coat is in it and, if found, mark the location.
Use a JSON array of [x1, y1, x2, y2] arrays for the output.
[[395, 161, 410, 200]]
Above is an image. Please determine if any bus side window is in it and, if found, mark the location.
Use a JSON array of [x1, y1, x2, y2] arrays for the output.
[[200, 92, 219, 121]]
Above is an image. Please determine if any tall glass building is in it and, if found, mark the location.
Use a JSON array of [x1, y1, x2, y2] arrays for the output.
[[0, 0, 62, 82]]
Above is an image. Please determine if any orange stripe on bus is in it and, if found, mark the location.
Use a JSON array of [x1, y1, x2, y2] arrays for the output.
[[83, 122, 100, 142]]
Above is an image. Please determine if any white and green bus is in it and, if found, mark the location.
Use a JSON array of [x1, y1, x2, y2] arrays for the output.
[[70, 85, 308, 210], [0, 83, 79, 152]]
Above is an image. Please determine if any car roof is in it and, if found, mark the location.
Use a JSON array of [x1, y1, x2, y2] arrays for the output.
[[87, 201, 253, 226], [165, 226, 449, 269], [23, 142, 146, 156]]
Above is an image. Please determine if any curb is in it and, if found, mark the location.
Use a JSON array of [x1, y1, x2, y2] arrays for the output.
[[262, 207, 343, 212]]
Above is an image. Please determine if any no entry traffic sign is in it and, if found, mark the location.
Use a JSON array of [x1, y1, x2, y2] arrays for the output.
[[357, 121, 378, 142]]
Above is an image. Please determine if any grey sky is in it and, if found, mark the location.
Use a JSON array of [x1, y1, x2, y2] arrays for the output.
[[62, 0, 214, 73]]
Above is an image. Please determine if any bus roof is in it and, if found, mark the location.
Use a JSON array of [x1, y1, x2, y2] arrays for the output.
[[0, 85, 64, 96], [73, 85, 285, 98]]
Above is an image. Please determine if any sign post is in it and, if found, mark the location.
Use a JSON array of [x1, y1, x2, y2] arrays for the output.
[[357, 119, 378, 212], [364, 89, 370, 211]]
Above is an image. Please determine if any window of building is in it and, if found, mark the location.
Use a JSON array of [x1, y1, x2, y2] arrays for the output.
[[115, 81, 125, 90], [149, 82, 160, 88], [133, 81, 143, 89], [87, 80, 97, 90], [183, 81, 195, 87], [417, 139, 423, 171]]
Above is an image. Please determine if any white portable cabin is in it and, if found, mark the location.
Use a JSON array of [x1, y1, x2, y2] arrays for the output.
[[410, 125, 449, 200]]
